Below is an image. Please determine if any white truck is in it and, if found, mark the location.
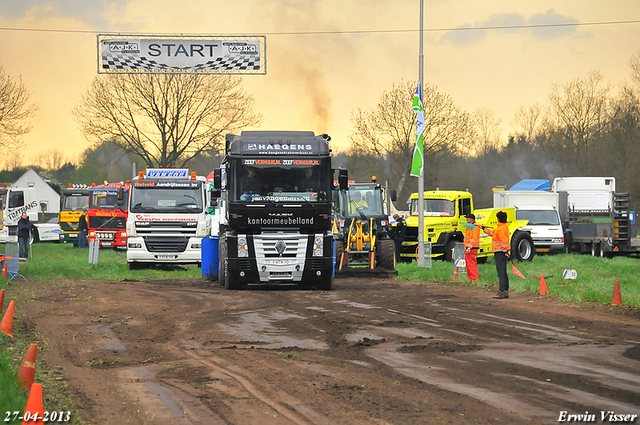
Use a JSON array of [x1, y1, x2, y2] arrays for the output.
[[493, 189, 564, 254], [125, 168, 211, 269], [551, 177, 639, 257], [0, 186, 60, 243]]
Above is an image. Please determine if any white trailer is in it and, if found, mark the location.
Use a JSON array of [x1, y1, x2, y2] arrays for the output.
[[493, 189, 564, 254]]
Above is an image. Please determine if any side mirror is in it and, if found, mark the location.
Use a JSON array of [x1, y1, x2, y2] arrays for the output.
[[389, 189, 397, 202], [213, 169, 221, 190], [117, 187, 125, 207], [338, 169, 348, 191]]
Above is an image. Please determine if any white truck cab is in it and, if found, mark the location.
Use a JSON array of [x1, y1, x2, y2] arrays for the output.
[[513, 205, 564, 254], [126, 168, 211, 269]]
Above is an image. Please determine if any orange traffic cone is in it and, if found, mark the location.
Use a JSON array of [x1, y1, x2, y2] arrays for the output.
[[612, 280, 622, 305], [22, 382, 44, 425], [451, 266, 459, 280], [539, 274, 549, 295], [2, 261, 7, 278], [0, 288, 4, 313], [0, 300, 14, 337], [18, 344, 37, 391]]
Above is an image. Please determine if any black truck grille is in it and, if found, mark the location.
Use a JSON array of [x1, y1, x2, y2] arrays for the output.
[[143, 237, 189, 253], [89, 216, 126, 229]]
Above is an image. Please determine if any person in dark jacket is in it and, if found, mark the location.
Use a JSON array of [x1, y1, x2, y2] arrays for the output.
[[390, 214, 406, 262], [18, 212, 36, 259], [77, 211, 88, 248]]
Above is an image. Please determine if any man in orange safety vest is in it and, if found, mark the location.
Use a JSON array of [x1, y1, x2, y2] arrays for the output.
[[481, 211, 510, 299]]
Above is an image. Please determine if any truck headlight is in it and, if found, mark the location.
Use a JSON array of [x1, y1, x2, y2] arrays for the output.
[[238, 235, 249, 257], [313, 234, 323, 257]]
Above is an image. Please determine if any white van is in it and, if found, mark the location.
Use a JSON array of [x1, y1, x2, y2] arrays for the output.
[[512, 205, 564, 254]]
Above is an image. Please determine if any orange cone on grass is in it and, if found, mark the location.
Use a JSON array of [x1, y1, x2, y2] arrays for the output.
[[539, 274, 549, 295], [0, 300, 14, 337], [451, 266, 459, 280], [18, 344, 37, 391], [22, 382, 44, 425], [2, 261, 7, 278], [0, 288, 4, 313], [612, 280, 622, 305]]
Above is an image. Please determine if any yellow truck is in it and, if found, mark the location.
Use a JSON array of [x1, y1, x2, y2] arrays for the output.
[[399, 190, 535, 262]]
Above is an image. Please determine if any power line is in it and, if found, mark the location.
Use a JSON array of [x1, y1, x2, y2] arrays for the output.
[[0, 19, 639, 36]]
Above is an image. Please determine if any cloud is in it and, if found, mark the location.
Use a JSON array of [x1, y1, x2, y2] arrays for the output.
[[439, 9, 579, 46], [439, 13, 525, 46], [0, 0, 119, 28], [528, 9, 578, 40]]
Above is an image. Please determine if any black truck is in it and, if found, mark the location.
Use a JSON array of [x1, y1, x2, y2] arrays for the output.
[[211, 131, 346, 290]]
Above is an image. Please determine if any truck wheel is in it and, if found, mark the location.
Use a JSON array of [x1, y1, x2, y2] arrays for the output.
[[591, 242, 603, 258], [316, 273, 333, 291], [564, 231, 573, 254], [377, 239, 396, 270], [511, 231, 535, 262], [444, 240, 456, 262], [128, 262, 141, 270], [477, 256, 487, 264]]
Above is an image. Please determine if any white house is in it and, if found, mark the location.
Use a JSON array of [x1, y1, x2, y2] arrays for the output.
[[11, 168, 61, 214]]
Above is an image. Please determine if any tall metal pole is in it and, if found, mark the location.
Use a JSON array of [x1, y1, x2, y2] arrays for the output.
[[417, 0, 425, 266]]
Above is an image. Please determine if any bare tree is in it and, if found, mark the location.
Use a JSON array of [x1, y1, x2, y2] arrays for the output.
[[473, 107, 502, 155], [0, 65, 36, 150], [349, 79, 472, 196], [511, 103, 542, 145], [30, 149, 66, 170], [73, 73, 263, 167], [546, 70, 611, 150]]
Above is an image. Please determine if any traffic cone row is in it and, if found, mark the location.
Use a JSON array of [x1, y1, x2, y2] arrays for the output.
[[0, 288, 43, 424]]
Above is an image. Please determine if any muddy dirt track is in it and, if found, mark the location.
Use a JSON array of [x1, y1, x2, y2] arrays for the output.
[[18, 277, 640, 425]]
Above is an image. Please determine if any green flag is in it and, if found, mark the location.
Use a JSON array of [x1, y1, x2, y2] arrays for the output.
[[411, 81, 425, 177]]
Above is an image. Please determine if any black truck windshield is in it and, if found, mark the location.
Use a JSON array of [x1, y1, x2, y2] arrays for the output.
[[130, 182, 203, 213], [230, 159, 330, 203]]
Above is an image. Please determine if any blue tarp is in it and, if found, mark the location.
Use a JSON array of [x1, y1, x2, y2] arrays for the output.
[[509, 179, 550, 191]]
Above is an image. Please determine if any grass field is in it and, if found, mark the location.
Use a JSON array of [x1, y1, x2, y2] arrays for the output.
[[397, 253, 640, 307]]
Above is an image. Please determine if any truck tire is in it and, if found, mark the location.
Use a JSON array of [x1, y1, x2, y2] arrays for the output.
[[377, 239, 396, 270], [511, 231, 535, 262], [564, 230, 573, 254], [316, 273, 333, 291], [444, 240, 456, 262]]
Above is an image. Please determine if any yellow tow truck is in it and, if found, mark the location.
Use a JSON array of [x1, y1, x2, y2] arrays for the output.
[[399, 190, 535, 262]]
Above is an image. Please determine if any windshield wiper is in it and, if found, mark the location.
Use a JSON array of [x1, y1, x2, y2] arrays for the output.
[[132, 204, 162, 213]]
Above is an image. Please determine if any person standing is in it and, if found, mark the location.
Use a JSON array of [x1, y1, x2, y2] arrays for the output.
[[17, 212, 36, 260], [463, 213, 481, 282], [482, 211, 510, 299], [390, 214, 406, 262], [77, 211, 88, 248]]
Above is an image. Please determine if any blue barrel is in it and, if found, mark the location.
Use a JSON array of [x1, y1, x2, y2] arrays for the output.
[[201, 236, 219, 281]]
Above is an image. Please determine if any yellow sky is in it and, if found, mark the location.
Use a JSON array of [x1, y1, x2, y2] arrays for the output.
[[1, 0, 639, 165]]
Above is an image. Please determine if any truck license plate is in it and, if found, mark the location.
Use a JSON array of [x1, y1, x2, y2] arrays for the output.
[[156, 254, 177, 260], [101, 242, 111, 246], [269, 259, 290, 265]]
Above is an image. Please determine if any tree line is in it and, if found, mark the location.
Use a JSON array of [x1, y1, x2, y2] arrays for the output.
[[1, 54, 640, 211]]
